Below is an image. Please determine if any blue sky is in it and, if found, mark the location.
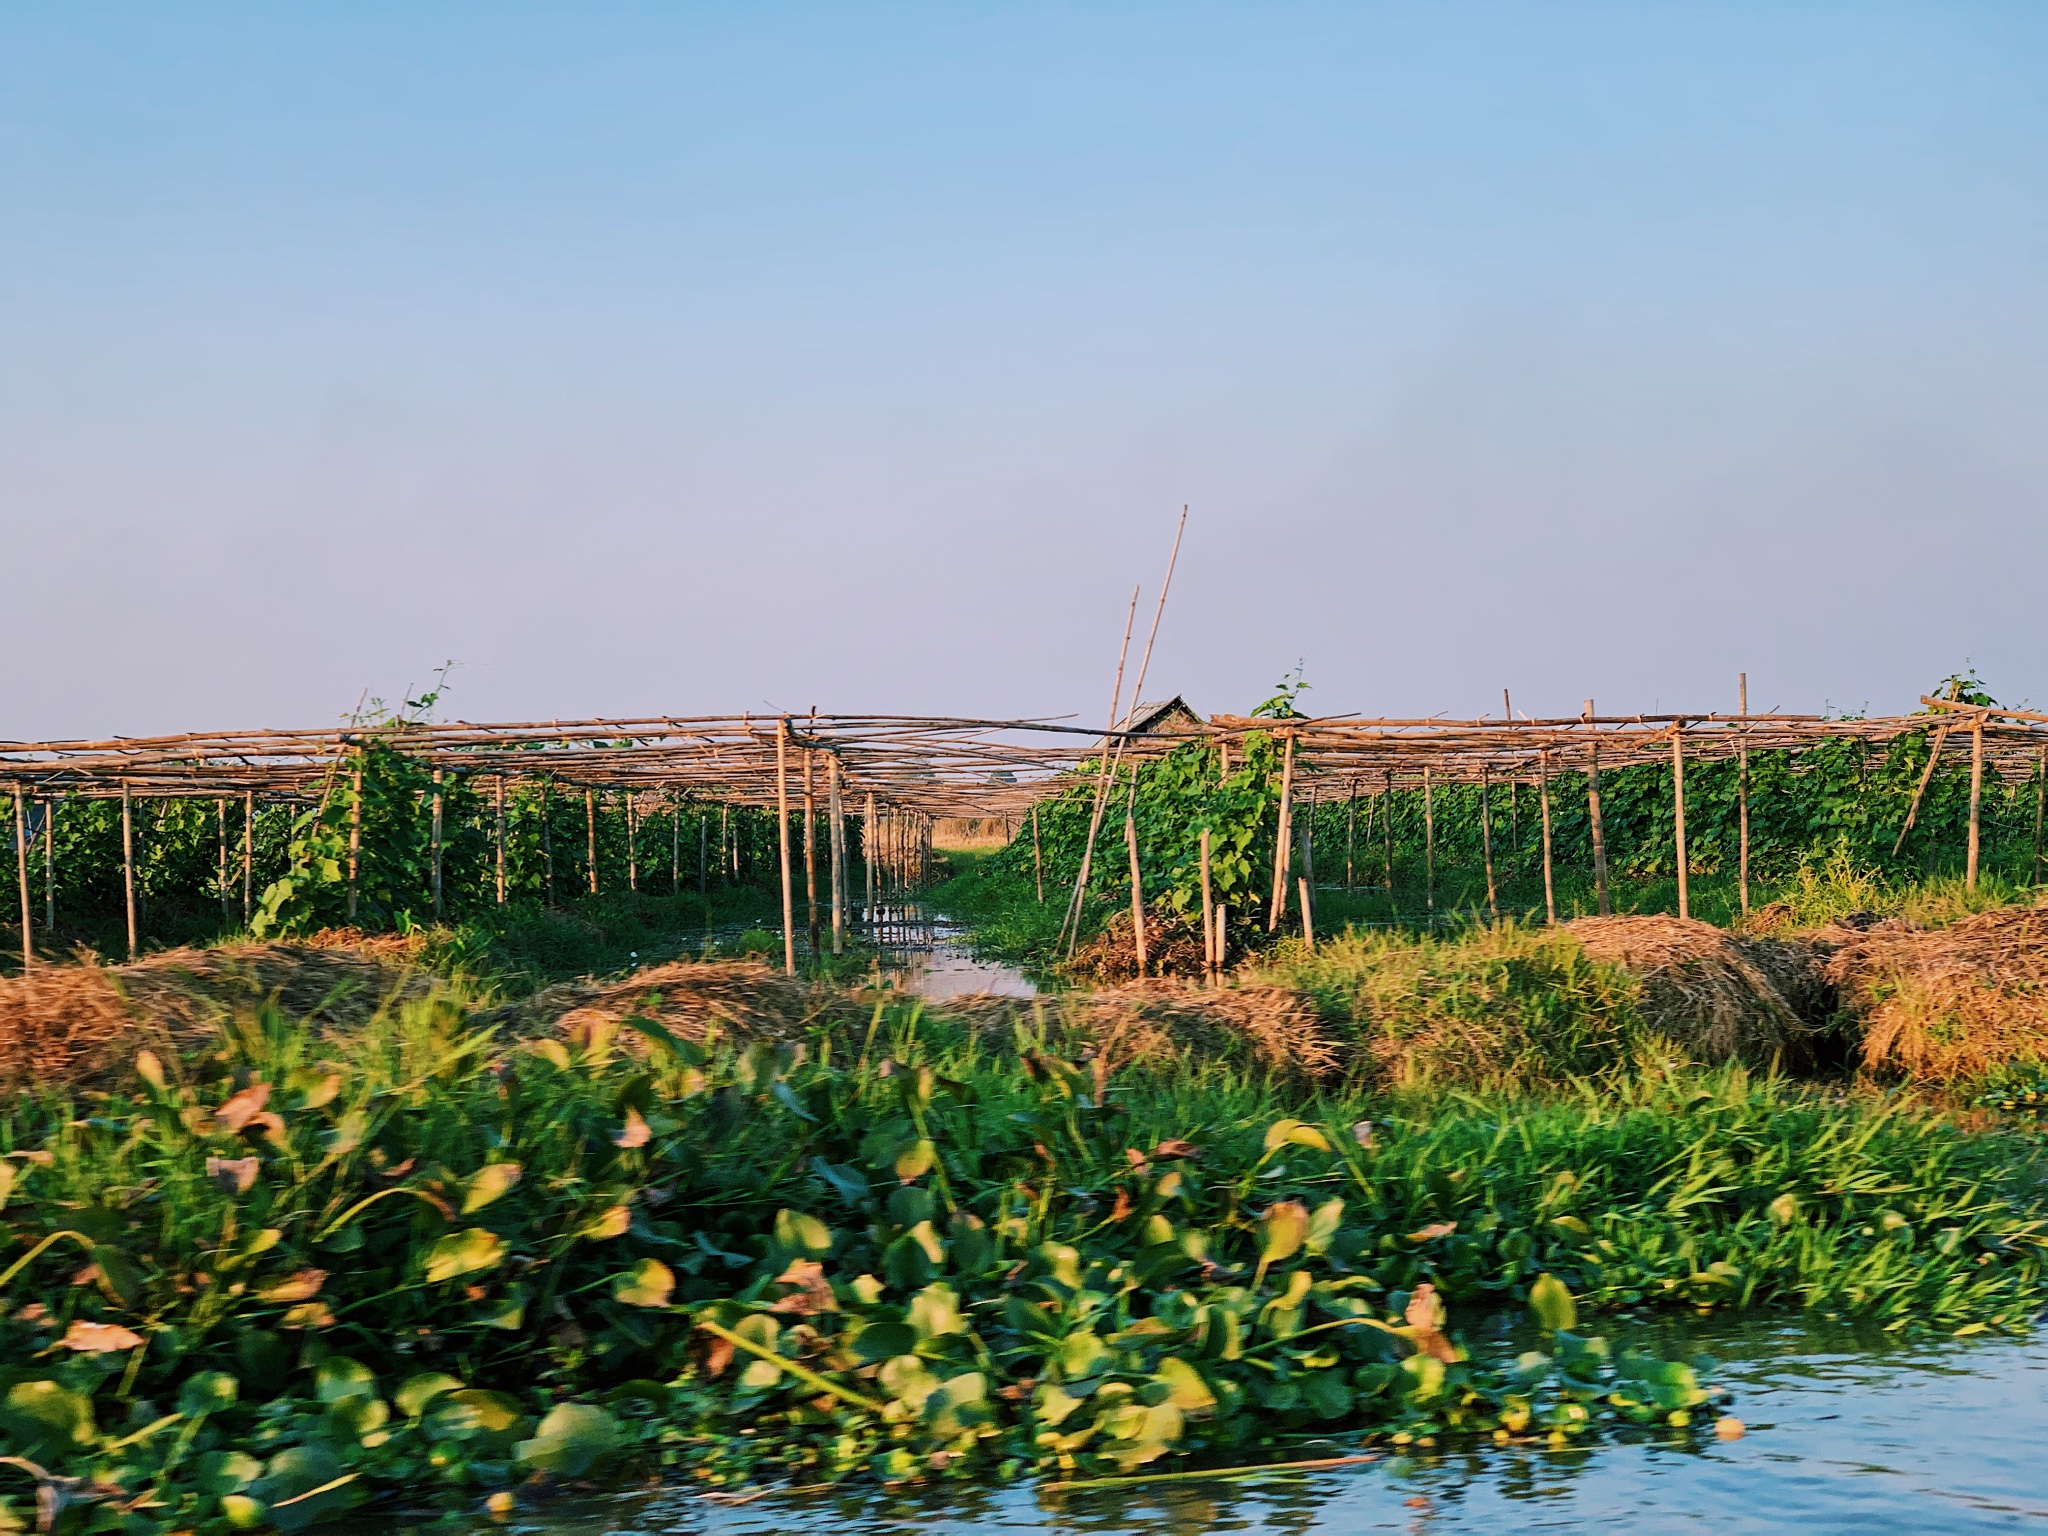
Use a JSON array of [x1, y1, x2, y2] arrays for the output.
[[5, 4, 2045, 735]]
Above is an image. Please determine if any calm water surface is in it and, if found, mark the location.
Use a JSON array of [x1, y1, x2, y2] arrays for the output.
[[498, 1315, 2048, 1535]]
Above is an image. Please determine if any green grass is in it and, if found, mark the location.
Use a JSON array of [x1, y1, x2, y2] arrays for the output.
[[0, 984, 2040, 1527]]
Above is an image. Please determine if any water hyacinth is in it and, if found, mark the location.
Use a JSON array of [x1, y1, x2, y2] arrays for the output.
[[0, 992, 2036, 1528]]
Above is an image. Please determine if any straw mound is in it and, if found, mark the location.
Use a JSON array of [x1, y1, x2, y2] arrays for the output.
[[1063, 979, 1340, 1078], [472, 960, 824, 1046], [1825, 906, 2048, 1082], [1060, 909, 1209, 985], [0, 943, 437, 1087], [1566, 915, 1827, 1065]]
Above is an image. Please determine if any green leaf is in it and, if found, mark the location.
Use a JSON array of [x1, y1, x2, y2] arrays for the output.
[[432, 1389, 525, 1441], [250, 1445, 356, 1533], [907, 1281, 965, 1340], [1262, 1118, 1331, 1153], [425, 1227, 506, 1284], [1152, 1356, 1217, 1413], [922, 1372, 991, 1439], [515, 1403, 622, 1478], [192, 1450, 262, 1496], [1305, 1198, 1345, 1257], [612, 1258, 675, 1308], [1256, 1200, 1309, 1280], [774, 1209, 834, 1258], [1529, 1273, 1578, 1335], [476, 1282, 527, 1331], [461, 1163, 522, 1215], [853, 1321, 918, 1362], [0, 1381, 94, 1455], [176, 1371, 240, 1417], [893, 1137, 937, 1183], [395, 1372, 466, 1418], [220, 1494, 266, 1529], [314, 1357, 378, 1404]]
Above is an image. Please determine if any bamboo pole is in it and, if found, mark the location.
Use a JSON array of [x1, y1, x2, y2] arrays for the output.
[[43, 799, 55, 933], [494, 777, 506, 904], [121, 780, 137, 959], [721, 805, 731, 885], [1737, 674, 1751, 917], [1298, 875, 1314, 953], [1423, 766, 1435, 918], [1967, 715, 1984, 890], [1199, 827, 1216, 982], [1538, 750, 1556, 925], [1585, 702, 1610, 917], [346, 765, 363, 923], [777, 720, 795, 974], [1031, 804, 1044, 904], [699, 806, 709, 899], [217, 797, 229, 926], [670, 795, 681, 895], [828, 754, 846, 955], [864, 791, 877, 918], [1268, 732, 1296, 932], [1382, 769, 1394, 893], [1480, 766, 1498, 921], [1671, 724, 1689, 920], [12, 786, 30, 971], [1893, 719, 1956, 858], [1302, 784, 1316, 892], [542, 782, 556, 906], [431, 768, 445, 919], [626, 792, 637, 893], [1345, 785, 1356, 890], [1124, 784, 1147, 975], [803, 749, 819, 957], [2035, 745, 2045, 887], [1061, 587, 1140, 954], [585, 788, 598, 896]]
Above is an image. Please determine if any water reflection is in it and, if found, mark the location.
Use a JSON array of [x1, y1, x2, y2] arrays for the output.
[[503, 1314, 2048, 1535]]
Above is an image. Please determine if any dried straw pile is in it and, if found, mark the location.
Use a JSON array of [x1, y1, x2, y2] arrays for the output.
[[472, 961, 826, 1046], [1825, 906, 2048, 1082], [1059, 909, 1209, 985], [1566, 915, 1827, 1066], [0, 943, 438, 1088]]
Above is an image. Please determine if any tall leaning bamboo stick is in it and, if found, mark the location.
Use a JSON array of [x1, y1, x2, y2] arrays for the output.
[[626, 792, 637, 893], [1031, 805, 1044, 904], [1199, 827, 1215, 982], [121, 780, 138, 959], [494, 777, 507, 905], [1061, 586, 1140, 953], [12, 786, 31, 971], [242, 791, 253, 923], [777, 719, 796, 974], [1738, 673, 1751, 918], [1124, 785, 1147, 975], [585, 788, 598, 896], [431, 768, 445, 919], [803, 749, 819, 957], [346, 766, 363, 924], [1480, 767, 1498, 921], [1298, 876, 1314, 953], [1268, 732, 1296, 932], [1538, 750, 1556, 925], [1967, 716, 1984, 890], [1671, 724, 1689, 920], [217, 798, 229, 925]]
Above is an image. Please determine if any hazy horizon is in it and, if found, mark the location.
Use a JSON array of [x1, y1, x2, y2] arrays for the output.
[[6, 4, 2046, 740]]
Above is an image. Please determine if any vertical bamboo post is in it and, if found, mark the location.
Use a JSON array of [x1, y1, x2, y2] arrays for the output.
[[626, 793, 638, 893], [1423, 767, 1435, 919], [699, 807, 709, 899], [43, 799, 55, 933], [1124, 785, 1147, 975], [217, 798, 229, 925], [828, 755, 846, 955], [864, 791, 877, 918], [430, 767, 445, 920], [1585, 702, 1610, 916], [1298, 876, 1314, 952], [242, 791, 253, 922], [542, 782, 555, 906], [1345, 785, 1356, 890], [721, 806, 731, 885], [1302, 785, 1316, 892], [1199, 827, 1215, 981], [1382, 769, 1395, 894], [493, 777, 506, 905], [12, 786, 30, 971], [121, 780, 138, 959], [346, 764, 363, 923], [585, 788, 598, 896], [670, 794, 681, 895], [1671, 724, 1689, 920], [1538, 750, 1557, 924], [1031, 805, 1044, 903], [777, 720, 795, 974], [1480, 766, 1498, 921], [2034, 744, 2045, 887], [1267, 732, 1296, 931], [1738, 673, 1751, 918], [1967, 714, 1984, 890], [802, 749, 819, 956]]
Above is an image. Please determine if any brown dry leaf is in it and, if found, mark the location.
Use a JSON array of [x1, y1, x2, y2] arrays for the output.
[[13, 1303, 50, 1326], [281, 1301, 335, 1330], [1123, 1148, 1150, 1172], [214, 1082, 272, 1132], [704, 1332, 735, 1378], [613, 1106, 652, 1149], [1351, 1120, 1375, 1149], [1109, 1188, 1133, 1224], [249, 1111, 289, 1146], [69, 1264, 101, 1288], [206, 1156, 259, 1194], [1150, 1139, 1202, 1160], [1404, 1282, 1459, 1363], [378, 1157, 417, 1180], [257, 1269, 328, 1304], [1406, 1221, 1457, 1243], [768, 1259, 838, 1316], [61, 1320, 144, 1352], [583, 1205, 632, 1240]]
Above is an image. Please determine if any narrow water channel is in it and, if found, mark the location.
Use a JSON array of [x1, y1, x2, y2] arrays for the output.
[[501, 1314, 2048, 1534]]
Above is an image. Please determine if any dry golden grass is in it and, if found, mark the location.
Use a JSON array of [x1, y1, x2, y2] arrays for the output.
[[471, 960, 828, 1045]]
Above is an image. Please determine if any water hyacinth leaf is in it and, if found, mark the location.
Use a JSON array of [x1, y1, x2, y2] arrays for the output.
[[315, 1357, 379, 1404], [177, 1370, 240, 1416], [1306, 1198, 1345, 1257], [1057, 1329, 1114, 1381], [477, 1283, 527, 1331], [878, 1354, 942, 1410], [433, 1389, 525, 1440], [1038, 1242, 1083, 1289], [395, 1373, 466, 1418], [949, 1212, 995, 1276], [1262, 1118, 1331, 1153], [770, 1080, 818, 1122], [514, 1403, 622, 1478], [252, 1445, 356, 1533], [1529, 1273, 1578, 1335], [883, 1222, 944, 1291], [193, 1449, 262, 1496], [894, 1137, 937, 1183], [1301, 1368, 1353, 1419], [774, 1209, 834, 1258], [613, 1258, 675, 1308], [852, 1321, 918, 1362], [1255, 1200, 1309, 1281], [219, 1494, 265, 1529], [581, 1205, 632, 1240], [426, 1227, 506, 1284], [0, 1381, 95, 1453], [810, 1157, 869, 1207], [922, 1371, 990, 1439], [461, 1163, 522, 1215], [1152, 1356, 1217, 1413], [908, 1280, 965, 1339], [1106, 1401, 1184, 1471]]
